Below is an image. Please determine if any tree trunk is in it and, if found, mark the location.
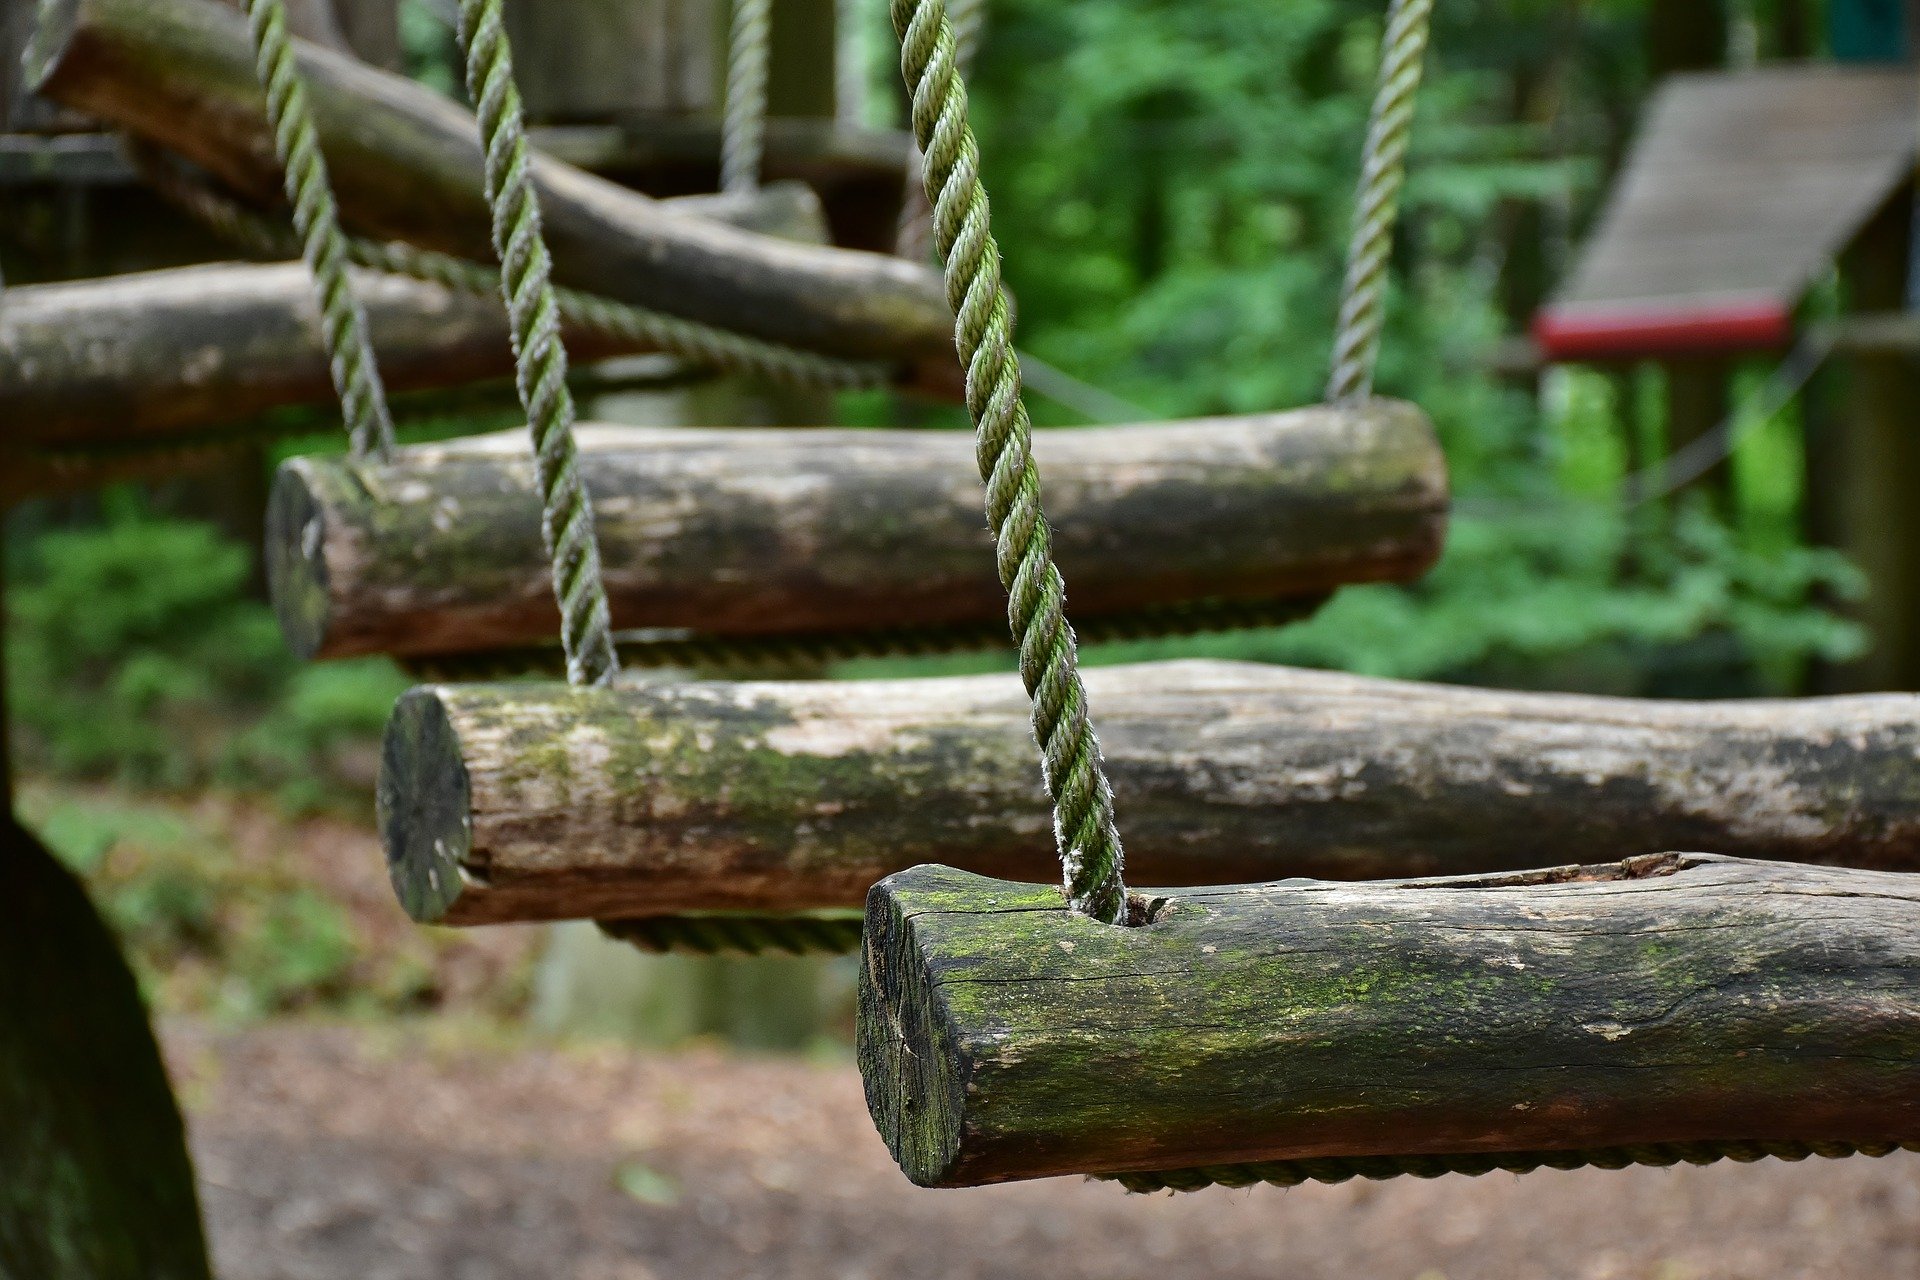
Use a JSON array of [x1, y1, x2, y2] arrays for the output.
[[858, 855, 1920, 1188], [377, 659, 1920, 926], [25, 0, 954, 366], [0, 820, 213, 1276], [271, 401, 1446, 661]]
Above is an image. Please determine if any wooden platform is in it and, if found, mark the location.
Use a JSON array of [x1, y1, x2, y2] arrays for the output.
[[1537, 65, 1919, 361]]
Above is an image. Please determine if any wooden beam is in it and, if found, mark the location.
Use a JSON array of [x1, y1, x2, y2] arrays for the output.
[[857, 856, 1920, 1188], [24, 0, 953, 366], [272, 401, 1447, 662], [377, 659, 1920, 926], [0, 184, 846, 454]]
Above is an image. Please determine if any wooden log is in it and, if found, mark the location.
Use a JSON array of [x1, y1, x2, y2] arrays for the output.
[[273, 400, 1446, 661], [24, 0, 953, 365], [377, 659, 1920, 926], [0, 186, 839, 452], [858, 855, 1920, 1188]]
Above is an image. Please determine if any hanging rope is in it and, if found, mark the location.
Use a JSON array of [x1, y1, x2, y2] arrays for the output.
[[721, 0, 774, 195], [894, 0, 985, 260], [242, 0, 396, 460], [454, 0, 619, 688], [892, 0, 1127, 924], [1326, 0, 1434, 405]]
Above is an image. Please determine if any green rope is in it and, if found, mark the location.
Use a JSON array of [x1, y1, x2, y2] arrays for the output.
[[892, 0, 1126, 924], [599, 912, 864, 957], [895, 0, 986, 260], [397, 592, 1325, 681], [242, 0, 395, 460], [131, 143, 891, 395], [721, 0, 773, 195], [1102, 1139, 1920, 1195], [1326, 0, 1433, 405], [454, 0, 619, 689]]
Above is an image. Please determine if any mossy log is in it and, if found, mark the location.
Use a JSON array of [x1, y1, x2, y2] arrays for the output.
[[858, 855, 1920, 1188], [273, 400, 1446, 662], [378, 658, 1920, 926], [0, 184, 834, 452], [25, 0, 952, 366]]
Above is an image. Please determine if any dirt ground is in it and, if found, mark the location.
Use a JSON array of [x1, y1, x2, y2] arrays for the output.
[[168, 1019, 1920, 1280]]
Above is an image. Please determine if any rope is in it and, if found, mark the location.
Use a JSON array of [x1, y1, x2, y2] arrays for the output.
[[131, 144, 891, 393], [894, 0, 986, 261], [892, 0, 1127, 924], [599, 912, 864, 956], [241, 0, 396, 461], [1326, 0, 1433, 405], [455, 0, 618, 687], [1101, 1138, 1920, 1194], [721, 0, 774, 195], [396, 592, 1326, 680]]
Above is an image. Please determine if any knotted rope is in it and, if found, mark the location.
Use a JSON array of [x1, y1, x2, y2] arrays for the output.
[[242, 0, 395, 460], [454, 0, 619, 688], [1103, 1138, 1920, 1195], [1326, 0, 1433, 404], [721, 0, 774, 194], [892, 0, 1127, 923]]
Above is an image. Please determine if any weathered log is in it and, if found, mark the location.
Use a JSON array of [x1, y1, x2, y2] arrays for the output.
[[274, 401, 1445, 661], [0, 184, 836, 451], [858, 856, 1920, 1188], [25, 0, 952, 364], [377, 659, 1920, 926]]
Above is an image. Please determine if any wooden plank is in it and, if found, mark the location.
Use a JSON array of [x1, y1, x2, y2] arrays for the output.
[[858, 856, 1920, 1187], [1542, 66, 1918, 357], [376, 659, 1920, 925], [24, 0, 955, 366], [271, 402, 1447, 662]]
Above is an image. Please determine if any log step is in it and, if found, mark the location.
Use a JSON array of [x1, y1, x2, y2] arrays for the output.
[[857, 857, 1920, 1188], [273, 402, 1447, 663], [376, 659, 1920, 927]]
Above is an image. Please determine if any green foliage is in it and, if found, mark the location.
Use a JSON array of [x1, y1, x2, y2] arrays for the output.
[[6, 494, 409, 806], [24, 791, 359, 1018], [934, 0, 1864, 693]]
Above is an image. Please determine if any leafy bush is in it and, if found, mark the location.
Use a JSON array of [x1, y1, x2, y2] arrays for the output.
[[6, 494, 409, 806]]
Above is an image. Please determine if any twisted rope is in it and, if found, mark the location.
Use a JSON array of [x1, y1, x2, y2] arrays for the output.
[[894, 0, 985, 260], [721, 0, 774, 195], [1102, 1139, 1920, 1195], [1325, 0, 1433, 405], [893, 0, 1126, 923], [455, 0, 618, 688], [133, 146, 891, 392], [242, 0, 396, 460], [599, 912, 864, 957]]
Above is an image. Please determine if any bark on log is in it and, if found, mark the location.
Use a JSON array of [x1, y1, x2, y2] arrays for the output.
[[274, 400, 1446, 661], [0, 187, 835, 452], [858, 856, 1920, 1188], [378, 659, 1920, 926], [24, 0, 952, 364]]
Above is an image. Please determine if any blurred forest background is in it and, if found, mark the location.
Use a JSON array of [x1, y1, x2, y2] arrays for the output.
[[0, 0, 1893, 1030]]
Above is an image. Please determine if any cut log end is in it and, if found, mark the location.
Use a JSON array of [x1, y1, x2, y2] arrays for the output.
[[377, 687, 475, 924], [264, 462, 333, 662], [22, 0, 83, 95], [856, 871, 1003, 1187]]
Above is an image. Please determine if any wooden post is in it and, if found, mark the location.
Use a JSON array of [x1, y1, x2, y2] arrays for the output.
[[858, 856, 1920, 1188], [503, 0, 717, 122], [267, 403, 1448, 662], [1810, 191, 1920, 691], [25, 0, 954, 366], [376, 660, 1920, 926]]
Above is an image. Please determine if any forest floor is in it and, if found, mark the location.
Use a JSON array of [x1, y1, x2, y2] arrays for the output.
[[169, 1017, 1920, 1280]]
